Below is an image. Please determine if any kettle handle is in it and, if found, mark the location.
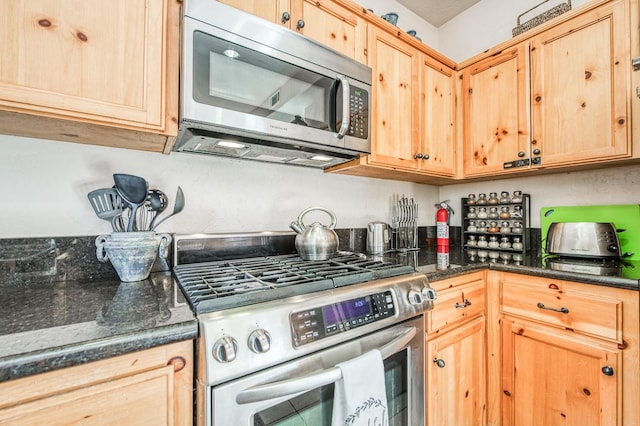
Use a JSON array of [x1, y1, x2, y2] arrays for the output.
[[297, 207, 338, 230]]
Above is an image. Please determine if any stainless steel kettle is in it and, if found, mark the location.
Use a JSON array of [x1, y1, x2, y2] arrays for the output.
[[367, 221, 392, 254], [290, 207, 339, 260]]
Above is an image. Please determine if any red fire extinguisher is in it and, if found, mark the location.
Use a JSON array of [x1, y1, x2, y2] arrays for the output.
[[435, 201, 454, 269]]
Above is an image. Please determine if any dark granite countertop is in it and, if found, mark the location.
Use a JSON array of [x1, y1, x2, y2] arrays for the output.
[[1, 238, 637, 385], [386, 247, 640, 291], [0, 271, 197, 383]]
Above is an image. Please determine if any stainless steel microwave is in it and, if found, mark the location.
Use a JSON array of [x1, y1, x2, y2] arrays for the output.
[[174, 0, 372, 169]]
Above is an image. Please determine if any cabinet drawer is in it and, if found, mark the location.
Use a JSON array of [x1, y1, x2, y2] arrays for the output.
[[501, 279, 622, 342], [428, 280, 485, 333]]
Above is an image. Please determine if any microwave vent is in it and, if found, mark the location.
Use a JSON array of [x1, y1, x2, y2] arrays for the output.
[[270, 90, 280, 107]]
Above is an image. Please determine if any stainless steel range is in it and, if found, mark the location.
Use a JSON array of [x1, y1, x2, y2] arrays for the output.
[[172, 232, 436, 425]]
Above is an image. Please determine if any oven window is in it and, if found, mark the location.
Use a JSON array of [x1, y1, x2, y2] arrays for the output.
[[192, 30, 343, 132], [252, 351, 408, 425]]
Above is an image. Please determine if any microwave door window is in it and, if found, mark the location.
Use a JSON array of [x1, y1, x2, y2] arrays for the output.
[[193, 31, 338, 131]]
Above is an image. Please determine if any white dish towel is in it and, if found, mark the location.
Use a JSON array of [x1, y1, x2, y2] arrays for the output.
[[331, 349, 389, 426]]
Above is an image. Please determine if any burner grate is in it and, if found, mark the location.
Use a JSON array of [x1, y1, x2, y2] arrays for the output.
[[173, 253, 414, 314]]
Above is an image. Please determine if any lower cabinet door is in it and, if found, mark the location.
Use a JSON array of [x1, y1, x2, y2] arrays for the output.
[[503, 320, 619, 426], [426, 316, 486, 426]]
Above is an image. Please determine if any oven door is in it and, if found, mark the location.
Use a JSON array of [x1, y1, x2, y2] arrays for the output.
[[207, 316, 424, 425]]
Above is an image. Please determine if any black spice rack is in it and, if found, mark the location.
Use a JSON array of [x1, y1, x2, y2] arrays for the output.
[[461, 193, 531, 260]]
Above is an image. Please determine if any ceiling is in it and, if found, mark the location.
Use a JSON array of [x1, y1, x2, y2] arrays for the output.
[[396, 0, 481, 27]]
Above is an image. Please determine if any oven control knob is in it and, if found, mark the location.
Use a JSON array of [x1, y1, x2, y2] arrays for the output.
[[422, 287, 438, 301], [212, 336, 238, 363], [248, 329, 272, 354]]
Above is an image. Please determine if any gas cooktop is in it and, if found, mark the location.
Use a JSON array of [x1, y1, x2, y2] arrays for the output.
[[172, 233, 415, 314]]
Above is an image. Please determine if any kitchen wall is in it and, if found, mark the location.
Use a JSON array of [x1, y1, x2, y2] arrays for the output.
[[2, 0, 638, 240], [0, 135, 437, 238], [439, 0, 590, 62], [356, 0, 439, 47]]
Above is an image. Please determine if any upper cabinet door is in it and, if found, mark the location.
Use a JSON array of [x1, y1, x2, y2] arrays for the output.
[[217, 0, 289, 25], [419, 55, 456, 176], [293, 0, 367, 63], [461, 45, 530, 177], [530, 0, 629, 167], [0, 0, 168, 131], [367, 25, 421, 169]]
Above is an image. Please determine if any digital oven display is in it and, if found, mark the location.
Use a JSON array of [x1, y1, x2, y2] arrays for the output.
[[322, 297, 371, 326], [290, 290, 395, 347]]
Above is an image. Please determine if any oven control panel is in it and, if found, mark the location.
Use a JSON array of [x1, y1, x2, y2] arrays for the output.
[[290, 290, 395, 347]]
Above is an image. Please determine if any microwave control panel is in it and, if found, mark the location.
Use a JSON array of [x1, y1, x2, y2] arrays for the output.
[[290, 290, 395, 347], [349, 88, 369, 139]]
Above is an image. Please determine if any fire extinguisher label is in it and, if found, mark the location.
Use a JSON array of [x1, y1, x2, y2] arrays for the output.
[[436, 223, 449, 238]]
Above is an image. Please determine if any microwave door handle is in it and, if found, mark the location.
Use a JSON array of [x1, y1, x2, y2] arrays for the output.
[[235, 326, 416, 405], [329, 74, 350, 139]]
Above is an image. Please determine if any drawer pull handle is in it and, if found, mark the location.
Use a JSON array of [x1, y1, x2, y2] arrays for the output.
[[455, 299, 472, 309], [433, 358, 446, 368], [537, 302, 569, 314]]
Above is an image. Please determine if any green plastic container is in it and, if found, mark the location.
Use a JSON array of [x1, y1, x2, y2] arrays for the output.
[[540, 204, 640, 261]]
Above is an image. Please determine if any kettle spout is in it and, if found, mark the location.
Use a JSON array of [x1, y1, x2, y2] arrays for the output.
[[290, 221, 304, 234]]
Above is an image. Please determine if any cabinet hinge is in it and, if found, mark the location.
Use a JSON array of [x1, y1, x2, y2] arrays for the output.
[[633, 57, 640, 72]]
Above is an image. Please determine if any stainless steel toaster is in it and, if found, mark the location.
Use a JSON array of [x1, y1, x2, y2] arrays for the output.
[[546, 222, 621, 258]]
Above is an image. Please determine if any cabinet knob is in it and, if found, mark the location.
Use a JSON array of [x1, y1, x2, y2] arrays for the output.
[[296, 19, 305, 30], [601, 366, 614, 376], [518, 151, 526, 158], [414, 153, 424, 159], [532, 148, 541, 155], [422, 153, 430, 160], [281, 12, 290, 23], [433, 358, 446, 368]]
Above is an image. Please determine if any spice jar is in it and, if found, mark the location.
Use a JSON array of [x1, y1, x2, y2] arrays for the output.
[[500, 221, 511, 234], [488, 251, 500, 261], [477, 235, 488, 248], [499, 206, 511, 219], [512, 191, 523, 203], [512, 236, 523, 250], [488, 192, 499, 205], [467, 220, 478, 232], [499, 236, 511, 249], [488, 207, 499, 219], [488, 235, 499, 248], [467, 235, 477, 247], [467, 194, 477, 205], [467, 207, 477, 219], [511, 221, 523, 234], [488, 221, 499, 233], [477, 221, 488, 233], [477, 249, 489, 260], [477, 207, 488, 219], [477, 193, 487, 205], [499, 191, 511, 204], [499, 252, 512, 263], [512, 205, 522, 218]]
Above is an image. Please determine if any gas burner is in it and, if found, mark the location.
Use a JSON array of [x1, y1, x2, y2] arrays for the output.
[[174, 251, 414, 314]]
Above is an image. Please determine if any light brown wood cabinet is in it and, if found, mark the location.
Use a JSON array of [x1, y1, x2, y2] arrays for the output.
[[426, 272, 487, 426], [460, 0, 632, 178], [461, 45, 530, 177], [327, 24, 457, 183], [219, 0, 367, 63], [490, 272, 639, 426], [0, 0, 180, 153], [0, 341, 194, 425], [529, 0, 629, 168]]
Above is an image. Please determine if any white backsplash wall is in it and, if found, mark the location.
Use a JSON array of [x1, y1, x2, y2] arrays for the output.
[[438, 165, 640, 229], [0, 135, 438, 238]]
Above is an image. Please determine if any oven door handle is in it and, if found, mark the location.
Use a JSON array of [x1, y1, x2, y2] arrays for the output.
[[235, 326, 416, 405]]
